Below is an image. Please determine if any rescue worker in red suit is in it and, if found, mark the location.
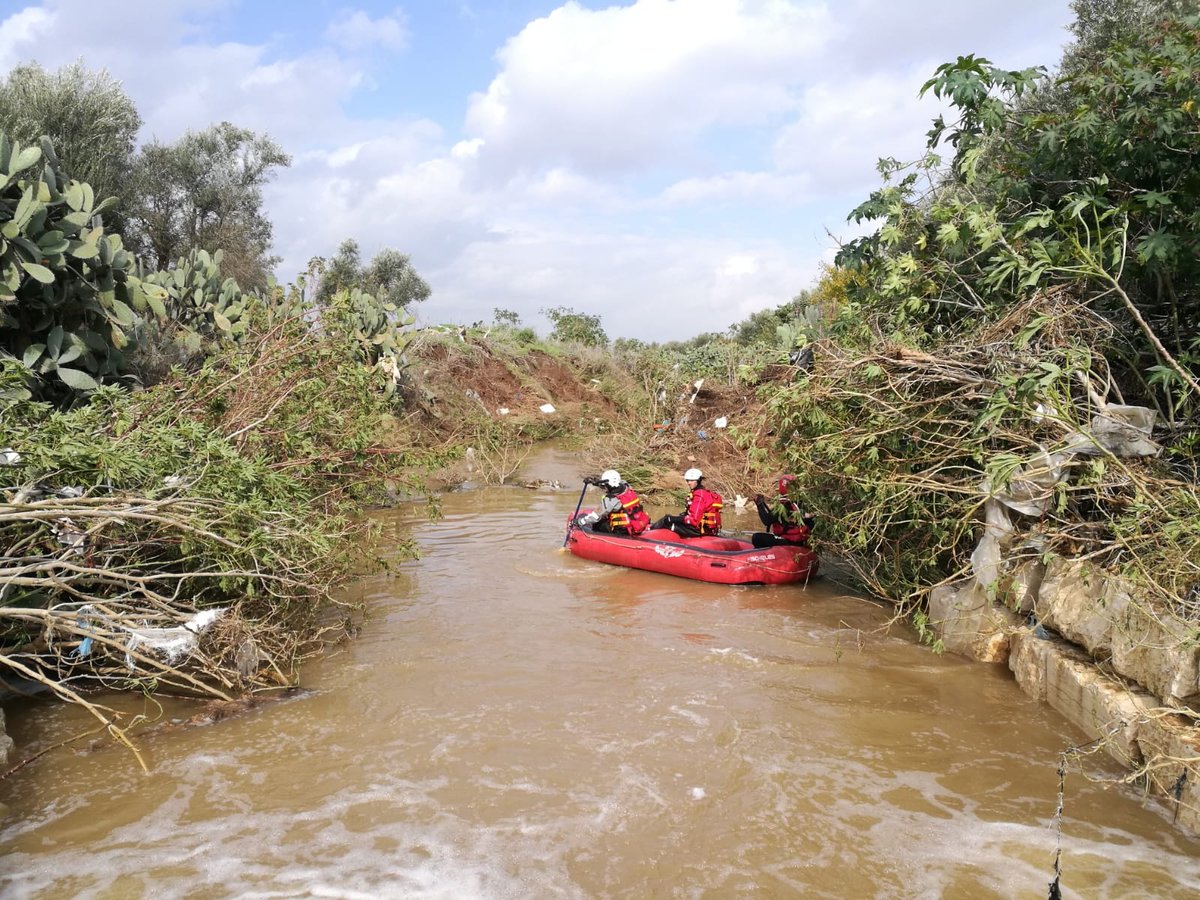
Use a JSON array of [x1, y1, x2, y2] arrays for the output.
[[573, 470, 650, 535], [752, 474, 815, 548], [650, 468, 723, 537]]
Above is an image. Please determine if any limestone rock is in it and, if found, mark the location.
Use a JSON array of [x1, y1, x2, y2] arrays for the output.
[[1009, 628, 1153, 769], [999, 557, 1045, 616], [1034, 558, 1113, 655], [1110, 594, 1200, 707], [1135, 712, 1200, 836], [0, 706, 12, 769], [928, 580, 1024, 664]]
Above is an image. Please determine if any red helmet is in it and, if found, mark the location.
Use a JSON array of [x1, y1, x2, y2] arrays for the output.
[[777, 474, 797, 495]]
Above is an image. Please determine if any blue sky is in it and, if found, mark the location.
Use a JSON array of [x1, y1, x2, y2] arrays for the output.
[[0, 0, 1076, 341]]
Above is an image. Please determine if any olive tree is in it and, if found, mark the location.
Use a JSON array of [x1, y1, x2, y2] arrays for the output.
[[314, 239, 431, 310], [0, 61, 141, 215], [541, 306, 607, 347], [126, 122, 290, 291]]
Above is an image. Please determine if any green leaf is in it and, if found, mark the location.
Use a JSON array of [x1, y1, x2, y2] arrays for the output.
[[55, 366, 100, 391], [79, 328, 109, 351], [57, 343, 84, 365], [1135, 230, 1179, 265], [147, 292, 166, 318], [110, 298, 136, 327], [20, 261, 54, 283], [64, 182, 85, 211], [22, 343, 45, 368], [1140, 190, 1173, 210], [10, 145, 41, 173], [47, 325, 64, 359], [13, 186, 35, 226], [68, 240, 99, 259]]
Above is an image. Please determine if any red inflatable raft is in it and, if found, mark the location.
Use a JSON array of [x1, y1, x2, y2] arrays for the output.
[[565, 520, 819, 586]]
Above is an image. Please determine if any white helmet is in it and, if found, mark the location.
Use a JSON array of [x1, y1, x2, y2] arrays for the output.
[[683, 467, 703, 481], [600, 469, 622, 488]]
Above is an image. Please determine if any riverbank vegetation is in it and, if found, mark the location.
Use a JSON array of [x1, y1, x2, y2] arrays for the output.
[[766, 6, 1200, 625], [3, 2, 1199, 790]]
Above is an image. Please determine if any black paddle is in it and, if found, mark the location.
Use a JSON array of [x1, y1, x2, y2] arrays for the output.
[[563, 477, 591, 547]]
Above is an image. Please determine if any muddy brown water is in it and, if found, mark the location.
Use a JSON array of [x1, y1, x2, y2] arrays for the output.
[[2, 447, 1200, 899]]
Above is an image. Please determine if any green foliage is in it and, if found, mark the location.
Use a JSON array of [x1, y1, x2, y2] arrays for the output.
[[835, 14, 1200, 426], [493, 307, 521, 328], [1, 308, 420, 638], [126, 122, 290, 291], [322, 286, 415, 396], [729, 293, 807, 345], [1061, 0, 1191, 77], [315, 239, 431, 311], [764, 302, 1112, 605], [0, 130, 147, 402], [768, 9, 1200, 617], [542, 305, 608, 347], [0, 61, 141, 217], [140, 247, 250, 357]]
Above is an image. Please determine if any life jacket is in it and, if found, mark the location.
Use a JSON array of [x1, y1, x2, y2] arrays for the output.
[[685, 487, 723, 535], [608, 486, 650, 535], [770, 498, 810, 543]]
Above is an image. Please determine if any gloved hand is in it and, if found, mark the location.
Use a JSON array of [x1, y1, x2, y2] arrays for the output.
[[754, 494, 765, 505], [582, 474, 600, 486]]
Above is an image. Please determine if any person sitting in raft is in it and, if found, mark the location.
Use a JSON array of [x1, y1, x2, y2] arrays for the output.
[[752, 474, 815, 548], [650, 468, 723, 537], [573, 469, 650, 535]]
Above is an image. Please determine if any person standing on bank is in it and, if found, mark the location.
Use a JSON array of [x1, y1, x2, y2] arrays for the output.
[[752, 474, 815, 548], [650, 468, 723, 537], [573, 470, 650, 535]]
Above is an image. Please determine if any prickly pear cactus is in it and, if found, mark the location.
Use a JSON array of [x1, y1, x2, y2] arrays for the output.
[[140, 247, 249, 355], [0, 131, 148, 400], [327, 287, 414, 393]]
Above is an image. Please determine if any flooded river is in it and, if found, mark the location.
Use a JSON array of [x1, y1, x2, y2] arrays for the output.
[[2, 448, 1200, 898]]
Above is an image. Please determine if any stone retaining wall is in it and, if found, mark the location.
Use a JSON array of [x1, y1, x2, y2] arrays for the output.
[[928, 559, 1200, 836], [0, 707, 11, 769]]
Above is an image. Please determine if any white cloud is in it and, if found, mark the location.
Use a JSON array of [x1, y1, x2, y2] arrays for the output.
[[424, 228, 817, 340], [659, 171, 811, 207], [325, 8, 410, 53], [774, 73, 944, 195], [465, 0, 832, 177], [0, 0, 1078, 342], [0, 6, 53, 72]]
